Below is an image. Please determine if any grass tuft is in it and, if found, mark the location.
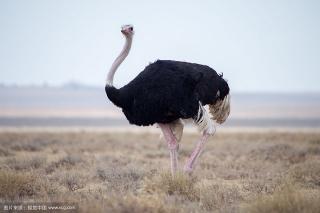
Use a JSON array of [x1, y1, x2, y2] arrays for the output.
[[79, 194, 172, 213], [0, 147, 12, 157], [56, 154, 85, 167], [6, 156, 46, 170], [244, 184, 320, 213], [51, 171, 88, 191], [97, 166, 145, 193], [289, 160, 320, 187], [0, 170, 37, 200], [143, 171, 199, 201], [199, 182, 242, 211]]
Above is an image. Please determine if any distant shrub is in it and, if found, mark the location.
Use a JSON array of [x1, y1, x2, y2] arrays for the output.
[[309, 139, 320, 145], [0, 147, 13, 157], [57, 154, 84, 167], [6, 156, 46, 170], [45, 154, 85, 173], [248, 144, 306, 164]]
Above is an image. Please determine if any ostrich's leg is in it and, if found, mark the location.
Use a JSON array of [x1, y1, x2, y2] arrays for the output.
[[183, 133, 210, 173], [158, 123, 179, 176], [184, 102, 216, 173]]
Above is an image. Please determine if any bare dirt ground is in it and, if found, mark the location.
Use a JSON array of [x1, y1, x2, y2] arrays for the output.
[[0, 129, 319, 212]]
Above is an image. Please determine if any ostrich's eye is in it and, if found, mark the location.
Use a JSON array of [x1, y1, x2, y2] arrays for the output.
[[129, 27, 133, 31]]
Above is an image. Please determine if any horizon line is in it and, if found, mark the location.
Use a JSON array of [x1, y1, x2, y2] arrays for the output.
[[1, 81, 320, 94]]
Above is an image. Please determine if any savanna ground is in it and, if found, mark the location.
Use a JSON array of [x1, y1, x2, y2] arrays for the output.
[[0, 128, 319, 212]]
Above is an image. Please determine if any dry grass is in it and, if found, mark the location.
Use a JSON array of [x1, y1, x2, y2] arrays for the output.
[[5, 156, 46, 170], [0, 170, 57, 201], [289, 160, 320, 187], [199, 181, 242, 211], [243, 184, 320, 213], [0, 170, 36, 200], [0, 130, 319, 212], [143, 171, 199, 201], [97, 165, 145, 193]]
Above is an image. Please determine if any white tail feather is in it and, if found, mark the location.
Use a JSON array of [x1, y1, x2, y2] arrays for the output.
[[194, 102, 216, 135], [159, 94, 230, 138], [209, 94, 230, 124], [194, 94, 231, 135]]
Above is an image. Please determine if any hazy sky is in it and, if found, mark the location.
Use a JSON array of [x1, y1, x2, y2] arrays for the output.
[[0, 0, 319, 92]]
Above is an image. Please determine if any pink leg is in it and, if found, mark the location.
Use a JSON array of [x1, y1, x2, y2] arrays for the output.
[[158, 123, 179, 176], [184, 133, 210, 173]]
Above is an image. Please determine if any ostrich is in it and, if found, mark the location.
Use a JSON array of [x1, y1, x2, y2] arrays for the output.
[[105, 25, 230, 175]]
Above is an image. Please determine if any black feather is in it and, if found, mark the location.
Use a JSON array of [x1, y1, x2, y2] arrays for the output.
[[105, 60, 230, 126]]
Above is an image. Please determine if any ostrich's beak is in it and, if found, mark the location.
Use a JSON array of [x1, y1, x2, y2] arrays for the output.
[[121, 29, 128, 35]]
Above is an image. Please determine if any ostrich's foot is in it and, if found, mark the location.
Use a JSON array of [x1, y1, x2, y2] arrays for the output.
[[158, 123, 179, 176], [183, 133, 210, 174]]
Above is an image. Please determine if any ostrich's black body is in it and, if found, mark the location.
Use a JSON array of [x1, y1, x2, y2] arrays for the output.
[[105, 60, 229, 126]]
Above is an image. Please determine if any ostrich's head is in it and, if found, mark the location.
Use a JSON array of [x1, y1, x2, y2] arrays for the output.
[[121, 24, 134, 37]]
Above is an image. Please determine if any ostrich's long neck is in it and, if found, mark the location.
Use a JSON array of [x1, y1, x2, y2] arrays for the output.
[[106, 35, 132, 86]]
